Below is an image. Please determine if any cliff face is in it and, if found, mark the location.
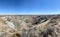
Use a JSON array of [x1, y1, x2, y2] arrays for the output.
[[0, 15, 60, 37]]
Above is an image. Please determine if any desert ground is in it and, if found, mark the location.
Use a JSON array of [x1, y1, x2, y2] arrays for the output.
[[0, 15, 60, 37]]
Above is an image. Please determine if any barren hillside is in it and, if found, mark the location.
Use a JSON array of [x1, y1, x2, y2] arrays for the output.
[[0, 15, 60, 37]]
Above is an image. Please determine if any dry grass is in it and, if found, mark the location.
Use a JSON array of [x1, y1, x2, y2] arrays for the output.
[[0, 15, 60, 37]]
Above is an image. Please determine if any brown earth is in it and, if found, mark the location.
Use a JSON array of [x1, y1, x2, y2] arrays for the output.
[[0, 15, 60, 37]]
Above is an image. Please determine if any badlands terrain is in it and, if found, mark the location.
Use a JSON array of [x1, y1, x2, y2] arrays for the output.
[[0, 15, 60, 37]]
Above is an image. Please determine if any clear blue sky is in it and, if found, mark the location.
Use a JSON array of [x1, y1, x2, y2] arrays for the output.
[[0, 0, 60, 15]]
